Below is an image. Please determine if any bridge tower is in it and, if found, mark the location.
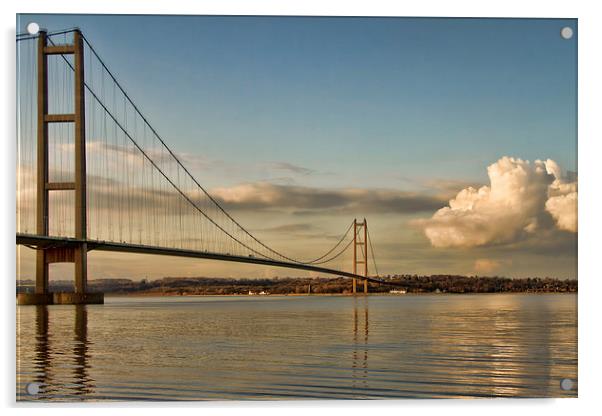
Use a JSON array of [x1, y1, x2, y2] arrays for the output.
[[352, 218, 369, 295], [19, 29, 102, 305]]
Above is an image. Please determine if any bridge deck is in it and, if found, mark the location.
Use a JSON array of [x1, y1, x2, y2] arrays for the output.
[[17, 233, 393, 285]]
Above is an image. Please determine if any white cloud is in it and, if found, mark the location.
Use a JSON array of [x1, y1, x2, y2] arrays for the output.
[[544, 159, 578, 233], [415, 157, 577, 248], [546, 188, 578, 232]]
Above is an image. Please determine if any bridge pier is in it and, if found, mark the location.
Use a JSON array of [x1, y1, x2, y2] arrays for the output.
[[17, 292, 104, 305], [16, 293, 53, 305], [53, 292, 104, 305]]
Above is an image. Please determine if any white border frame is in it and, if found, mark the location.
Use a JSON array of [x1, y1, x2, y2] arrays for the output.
[[2, 1, 601, 415]]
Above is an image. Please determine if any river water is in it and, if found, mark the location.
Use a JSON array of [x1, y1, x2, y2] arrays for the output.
[[16, 293, 577, 401]]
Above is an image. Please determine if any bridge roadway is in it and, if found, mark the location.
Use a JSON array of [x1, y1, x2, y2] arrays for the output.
[[17, 233, 394, 285]]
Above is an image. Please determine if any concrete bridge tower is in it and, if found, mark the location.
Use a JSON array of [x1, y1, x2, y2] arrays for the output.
[[352, 218, 369, 295], [18, 30, 102, 305]]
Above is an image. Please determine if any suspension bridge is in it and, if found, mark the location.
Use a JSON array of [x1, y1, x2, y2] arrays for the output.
[[16, 28, 389, 305]]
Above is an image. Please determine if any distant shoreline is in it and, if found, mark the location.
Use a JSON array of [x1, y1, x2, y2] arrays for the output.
[[104, 291, 576, 298], [17, 275, 577, 297]]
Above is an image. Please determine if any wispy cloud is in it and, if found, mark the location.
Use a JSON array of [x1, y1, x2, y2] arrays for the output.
[[264, 162, 314, 176], [211, 182, 447, 215], [254, 222, 342, 241], [260, 223, 314, 233], [420, 178, 484, 199]]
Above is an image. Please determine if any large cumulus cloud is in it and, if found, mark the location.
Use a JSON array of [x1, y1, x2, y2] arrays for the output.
[[544, 159, 578, 232], [415, 157, 577, 248]]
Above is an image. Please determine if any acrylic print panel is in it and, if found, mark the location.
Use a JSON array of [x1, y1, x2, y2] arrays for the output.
[[16, 14, 577, 401]]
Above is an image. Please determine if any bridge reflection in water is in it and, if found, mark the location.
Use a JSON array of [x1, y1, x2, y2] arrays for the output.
[[17, 294, 578, 400], [352, 298, 369, 396], [25, 305, 94, 400]]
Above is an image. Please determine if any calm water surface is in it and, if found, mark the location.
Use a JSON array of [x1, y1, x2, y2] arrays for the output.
[[16, 293, 577, 401]]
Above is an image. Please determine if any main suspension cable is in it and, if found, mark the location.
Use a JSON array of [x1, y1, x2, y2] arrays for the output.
[[79, 32, 352, 266], [367, 225, 379, 277], [46, 32, 355, 266], [303, 220, 353, 264], [46, 36, 276, 261]]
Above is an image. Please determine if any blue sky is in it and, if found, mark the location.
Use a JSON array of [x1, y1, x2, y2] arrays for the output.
[[19, 15, 576, 185], [17, 15, 578, 279]]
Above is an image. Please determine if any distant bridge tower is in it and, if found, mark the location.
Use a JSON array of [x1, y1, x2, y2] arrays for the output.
[[352, 218, 369, 295], [19, 29, 102, 305]]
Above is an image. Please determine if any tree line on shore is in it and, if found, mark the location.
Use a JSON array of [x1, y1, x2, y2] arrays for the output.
[[18, 274, 577, 295]]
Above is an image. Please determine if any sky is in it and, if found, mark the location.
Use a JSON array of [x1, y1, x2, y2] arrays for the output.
[[16, 15, 577, 281]]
